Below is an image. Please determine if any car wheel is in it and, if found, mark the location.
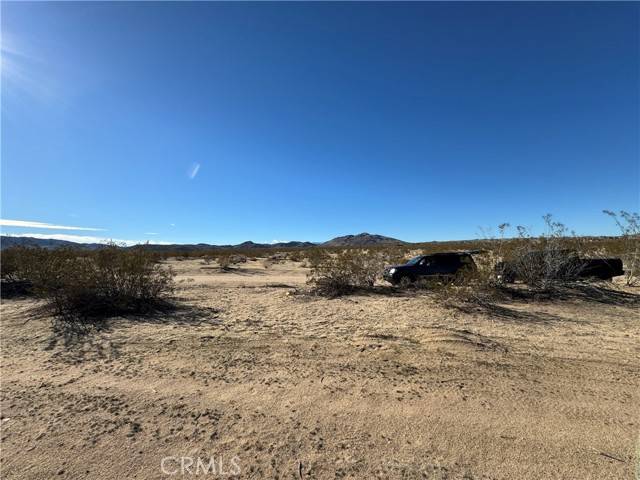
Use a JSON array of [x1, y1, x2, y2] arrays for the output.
[[398, 276, 413, 288]]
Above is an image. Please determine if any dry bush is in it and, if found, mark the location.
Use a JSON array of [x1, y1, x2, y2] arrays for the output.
[[300, 248, 330, 269], [427, 250, 503, 308], [1, 247, 22, 283], [217, 254, 232, 270], [262, 253, 287, 269], [216, 253, 247, 270], [2, 245, 174, 321], [287, 250, 303, 262], [383, 245, 412, 265], [306, 248, 387, 297], [498, 215, 585, 290], [233, 254, 248, 264], [430, 217, 586, 309], [603, 210, 639, 285], [1, 247, 34, 296]]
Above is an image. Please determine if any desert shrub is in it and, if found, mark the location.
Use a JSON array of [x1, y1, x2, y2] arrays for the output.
[[288, 251, 303, 262], [382, 245, 412, 266], [1, 247, 22, 283], [1, 247, 35, 296], [263, 252, 287, 269], [3, 245, 174, 320], [217, 253, 232, 269], [307, 249, 387, 297], [301, 248, 330, 269], [232, 254, 247, 264], [500, 215, 585, 290], [427, 250, 503, 306], [217, 253, 247, 270], [603, 210, 639, 286]]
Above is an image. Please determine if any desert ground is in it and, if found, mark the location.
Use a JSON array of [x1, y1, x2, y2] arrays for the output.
[[1, 257, 638, 479]]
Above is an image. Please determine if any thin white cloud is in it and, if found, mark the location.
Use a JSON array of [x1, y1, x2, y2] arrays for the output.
[[271, 239, 289, 244], [0, 219, 105, 231], [169, 223, 176, 227], [144, 232, 158, 235], [187, 163, 201, 180], [1, 31, 56, 103], [3, 233, 171, 247]]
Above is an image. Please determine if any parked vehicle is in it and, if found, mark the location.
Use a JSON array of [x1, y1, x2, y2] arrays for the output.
[[383, 252, 477, 285], [495, 250, 624, 283]]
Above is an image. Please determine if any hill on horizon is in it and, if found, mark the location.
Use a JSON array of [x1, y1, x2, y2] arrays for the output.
[[322, 232, 406, 247]]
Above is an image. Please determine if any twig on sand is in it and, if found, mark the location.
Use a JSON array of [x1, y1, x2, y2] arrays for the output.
[[298, 460, 304, 479], [591, 448, 625, 463], [439, 378, 472, 383]]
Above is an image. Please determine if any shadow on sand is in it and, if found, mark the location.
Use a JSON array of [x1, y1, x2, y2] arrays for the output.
[[44, 300, 222, 361]]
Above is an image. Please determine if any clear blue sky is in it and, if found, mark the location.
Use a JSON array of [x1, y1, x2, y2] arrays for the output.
[[1, 2, 638, 245]]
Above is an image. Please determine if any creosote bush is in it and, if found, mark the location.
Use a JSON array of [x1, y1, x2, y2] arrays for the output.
[[497, 215, 586, 290], [0, 247, 34, 296], [306, 248, 389, 297], [603, 210, 639, 286], [217, 253, 247, 270], [427, 250, 503, 307], [1, 247, 22, 283], [1, 245, 174, 321]]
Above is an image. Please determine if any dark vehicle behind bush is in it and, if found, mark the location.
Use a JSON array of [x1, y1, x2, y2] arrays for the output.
[[383, 252, 477, 285], [496, 250, 624, 284]]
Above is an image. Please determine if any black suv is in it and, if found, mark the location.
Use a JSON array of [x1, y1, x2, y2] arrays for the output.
[[383, 252, 477, 285]]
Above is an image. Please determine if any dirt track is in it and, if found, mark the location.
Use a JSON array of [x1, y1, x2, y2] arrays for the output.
[[1, 258, 639, 479]]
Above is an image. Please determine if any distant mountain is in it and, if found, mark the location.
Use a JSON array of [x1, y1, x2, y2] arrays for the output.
[[2, 233, 406, 251], [235, 240, 316, 249], [322, 232, 406, 247], [0, 236, 104, 250], [0, 236, 317, 252]]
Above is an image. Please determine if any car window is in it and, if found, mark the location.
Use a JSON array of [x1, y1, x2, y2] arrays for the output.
[[439, 255, 459, 266], [405, 256, 422, 266], [431, 255, 461, 272]]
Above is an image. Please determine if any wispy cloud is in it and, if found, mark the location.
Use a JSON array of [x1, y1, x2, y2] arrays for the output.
[[1, 32, 56, 103], [169, 223, 176, 227], [3, 233, 171, 247], [271, 239, 289, 244], [144, 232, 158, 235], [187, 162, 201, 180], [0, 219, 105, 231]]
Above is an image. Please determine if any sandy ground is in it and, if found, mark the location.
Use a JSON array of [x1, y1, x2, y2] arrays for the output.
[[1, 258, 639, 479]]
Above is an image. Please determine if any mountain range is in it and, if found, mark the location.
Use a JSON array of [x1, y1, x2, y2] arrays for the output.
[[0, 233, 406, 251]]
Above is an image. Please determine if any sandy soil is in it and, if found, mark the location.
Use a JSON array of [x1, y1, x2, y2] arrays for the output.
[[1, 258, 639, 479]]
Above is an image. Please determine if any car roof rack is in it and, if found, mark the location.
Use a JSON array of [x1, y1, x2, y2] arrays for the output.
[[425, 249, 486, 256]]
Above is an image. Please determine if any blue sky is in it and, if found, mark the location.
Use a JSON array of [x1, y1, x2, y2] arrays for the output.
[[1, 2, 638, 245]]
